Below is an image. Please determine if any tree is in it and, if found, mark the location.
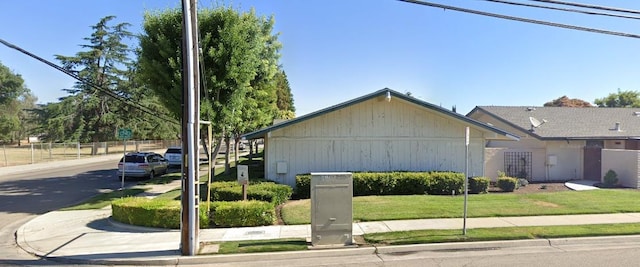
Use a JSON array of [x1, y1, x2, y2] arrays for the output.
[[274, 69, 295, 119], [0, 62, 29, 143], [37, 16, 178, 145], [544, 96, 593, 107], [594, 89, 640, 108], [139, 6, 282, 173], [49, 16, 134, 143]]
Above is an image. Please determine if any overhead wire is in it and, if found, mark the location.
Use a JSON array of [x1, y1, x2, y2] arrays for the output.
[[529, 0, 640, 15], [481, 0, 640, 20], [0, 38, 179, 125], [397, 0, 640, 39]]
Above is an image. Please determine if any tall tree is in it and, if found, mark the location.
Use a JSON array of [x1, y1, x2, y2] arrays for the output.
[[274, 69, 295, 120], [0, 62, 28, 143], [544, 96, 593, 107], [139, 6, 282, 173], [594, 89, 640, 108], [51, 16, 134, 143]]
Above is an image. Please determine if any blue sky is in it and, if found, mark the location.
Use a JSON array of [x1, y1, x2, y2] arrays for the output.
[[1, 0, 640, 116]]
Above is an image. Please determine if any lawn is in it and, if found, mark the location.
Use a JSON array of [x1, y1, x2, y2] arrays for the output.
[[281, 189, 640, 225]]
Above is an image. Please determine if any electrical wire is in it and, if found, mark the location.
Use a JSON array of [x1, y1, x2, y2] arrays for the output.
[[397, 0, 640, 39], [0, 38, 179, 125], [529, 0, 640, 15], [482, 0, 640, 20]]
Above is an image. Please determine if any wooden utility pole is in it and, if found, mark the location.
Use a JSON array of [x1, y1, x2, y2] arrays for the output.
[[180, 0, 200, 256]]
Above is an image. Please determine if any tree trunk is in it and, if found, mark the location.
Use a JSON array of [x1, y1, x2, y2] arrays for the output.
[[224, 136, 231, 174]]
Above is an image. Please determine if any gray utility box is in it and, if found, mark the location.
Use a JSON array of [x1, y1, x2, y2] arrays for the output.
[[310, 172, 353, 246]]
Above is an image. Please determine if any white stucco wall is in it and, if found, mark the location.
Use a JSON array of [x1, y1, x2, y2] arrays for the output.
[[601, 149, 640, 188]]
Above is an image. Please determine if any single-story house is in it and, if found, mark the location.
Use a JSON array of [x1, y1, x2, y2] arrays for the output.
[[243, 88, 519, 187], [467, 106, 640, 187]]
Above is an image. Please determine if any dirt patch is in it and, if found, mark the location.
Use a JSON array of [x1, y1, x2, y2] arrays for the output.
[[532, 200, 560, 208], [489, 182, 570, 194]]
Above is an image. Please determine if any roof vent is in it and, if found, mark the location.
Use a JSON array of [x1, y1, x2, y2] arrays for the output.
[[526, 107, 536, 112], [634, 111, 640, 116], [614, 122, 622, 132]]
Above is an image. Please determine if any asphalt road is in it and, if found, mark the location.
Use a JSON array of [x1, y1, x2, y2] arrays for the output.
[[0, 159, 136, 266]]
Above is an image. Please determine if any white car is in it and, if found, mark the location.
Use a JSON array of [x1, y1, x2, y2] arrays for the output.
[[116, 152, 168, 179], [164, 147, 182, 168]]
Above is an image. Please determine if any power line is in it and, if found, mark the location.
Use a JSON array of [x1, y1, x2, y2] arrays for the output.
[[530, 0, 640, 15], [482, 0, 640, 20], [397, 0, 640, 39], [0, 38, 179, 125]]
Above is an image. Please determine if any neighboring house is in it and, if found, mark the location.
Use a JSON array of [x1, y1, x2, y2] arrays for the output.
[[242, 88, 519, 187], [468, 106, 640, 187]]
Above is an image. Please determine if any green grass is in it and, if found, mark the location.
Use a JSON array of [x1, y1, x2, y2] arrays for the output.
[[204, 238, 308, 254], [363, 223, 640, 245], [282, 189, 640, 225], [61, 188, 145, 210]]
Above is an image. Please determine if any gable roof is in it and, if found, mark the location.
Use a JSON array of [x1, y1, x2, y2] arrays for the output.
[[468, 106, 640, 140], [243, 88, 519, 141]]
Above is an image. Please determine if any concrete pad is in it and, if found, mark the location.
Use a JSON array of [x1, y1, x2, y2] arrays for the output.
[[565, 180, 599, 191], [279, 225, 310, 239], [383, 218, 461, 231], [466, 217, 518, 228], [356, 222, 391, 234], [220, 225, 282, 241]]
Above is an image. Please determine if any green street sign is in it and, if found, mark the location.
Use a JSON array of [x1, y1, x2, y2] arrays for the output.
[[118, 128, 133, 140]]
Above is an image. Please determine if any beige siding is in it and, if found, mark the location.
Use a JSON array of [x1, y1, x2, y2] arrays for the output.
[[265, 97, 487, 186], [601, 149, 640, 188]]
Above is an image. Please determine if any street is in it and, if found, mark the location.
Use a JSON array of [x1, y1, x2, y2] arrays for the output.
[[0, 159, 134, 266]]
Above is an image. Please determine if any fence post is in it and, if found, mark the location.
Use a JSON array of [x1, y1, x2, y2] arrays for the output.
[[77, 142, 80, 159], [31, 143, 34, 164]]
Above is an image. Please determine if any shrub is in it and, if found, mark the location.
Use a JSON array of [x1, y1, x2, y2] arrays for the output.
[[497, 177, 519, 192], [211, 200, 275, 227], [603, 169, 618, 186], [112, 197, 208, 229], [210, 181, 292, 206], [425, 172, 464, 195], [294, 174, 311, 199], [469, 177, 490, 194], [391, 172, 428, 195]]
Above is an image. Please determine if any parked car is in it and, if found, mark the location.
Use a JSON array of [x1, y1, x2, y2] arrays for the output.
[[164, 146, 182, 168], [117, 152, 168, 179]]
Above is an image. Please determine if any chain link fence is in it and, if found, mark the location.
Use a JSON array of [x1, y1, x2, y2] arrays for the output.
[[0, 140, 180, 167]]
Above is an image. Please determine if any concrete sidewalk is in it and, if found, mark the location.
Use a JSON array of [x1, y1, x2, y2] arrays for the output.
[[6, 154, 640, 265], [17, 207, 640, 265]]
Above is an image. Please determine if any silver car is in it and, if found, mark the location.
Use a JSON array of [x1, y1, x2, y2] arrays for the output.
[[117, 152, 168, 179]]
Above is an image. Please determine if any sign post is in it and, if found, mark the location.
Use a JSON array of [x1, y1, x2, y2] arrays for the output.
[[237, 165, 249, 200], [463, 127, 469, 235], [117, 128, 132, 190]]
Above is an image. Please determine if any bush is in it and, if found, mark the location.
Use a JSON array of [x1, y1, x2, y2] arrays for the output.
[[425, 172, 464, 195], [112, 197, 208, 229], [497, 177, 519, 192], [603, 169, 618, 186], [211, 200, 275, 227], [210, 181, 292, 206], [294, 174, 311, 199], [469, 177, 490, 194], [295, 171, 462, 198]]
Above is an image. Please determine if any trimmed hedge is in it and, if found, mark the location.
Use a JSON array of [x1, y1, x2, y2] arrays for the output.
[[209, 181, 292, 206], [497, 177, 519, 192], [111, 197, 209, 229], [469, 177, 490, 194], [209, 200, 276, 227], [294, 171, 464, 199], [112, 197, 276, 228]]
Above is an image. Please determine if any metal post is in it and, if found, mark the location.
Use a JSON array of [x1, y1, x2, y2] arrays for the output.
[[181, 0, 200, 256], [77, 142, 80, 159], [463, 127, 469, 235], [3, 145, 7, 166], [30, 143, 34, 164], [121, 141, 126, 190]]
